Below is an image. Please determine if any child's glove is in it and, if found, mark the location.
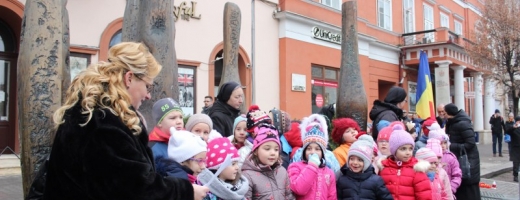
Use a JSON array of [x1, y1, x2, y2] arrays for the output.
[[308, 153, 320, 167]]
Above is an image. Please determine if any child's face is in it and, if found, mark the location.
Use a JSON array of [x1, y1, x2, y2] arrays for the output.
[[182, 151, 207, 176], [234, 121, 247, 143], [377, 140, 390, 155], [305, 143, 323, 161], [342, 128, 358, 144], [218, 161, 239, 181], [348, 155, 364, 173], [441, 141, 448, 152], [191, 123, 210, 142], [158, 111, 184, 134], [428, 158, 439, 172], [255, 141, 280, 166], [395, 144, 413, 162]]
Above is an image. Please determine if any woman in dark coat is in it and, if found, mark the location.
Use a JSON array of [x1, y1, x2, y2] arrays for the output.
[[506, 115, 520, 182], [207, 81, 243, 137], [43, 42, 207, 200], [444, 103, 481, 200], [369, 86, 407, 141]]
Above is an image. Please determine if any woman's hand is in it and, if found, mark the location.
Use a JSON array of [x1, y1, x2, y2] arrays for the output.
[[193, 184, 209, 200]]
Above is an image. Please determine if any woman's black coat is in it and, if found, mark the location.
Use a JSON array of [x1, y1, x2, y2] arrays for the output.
[[207, 101, 240, 137], [506, 124, 520, 162], [369, 100, 403, 141]]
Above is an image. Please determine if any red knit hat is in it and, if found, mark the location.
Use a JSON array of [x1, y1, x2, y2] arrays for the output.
[[332, 118, 361, 144], [246, 105, 272, 134], [421, 118, 438, 136]]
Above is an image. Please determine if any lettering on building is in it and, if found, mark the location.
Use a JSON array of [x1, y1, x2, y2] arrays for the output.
[[312, 27, 341, 44], [174, 1, 201, 22]]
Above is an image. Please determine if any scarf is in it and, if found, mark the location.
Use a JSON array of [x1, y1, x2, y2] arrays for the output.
[[149, 127, 170, 143]]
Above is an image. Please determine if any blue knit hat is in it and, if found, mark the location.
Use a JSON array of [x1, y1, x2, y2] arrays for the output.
[[233, 115, 247, 132]]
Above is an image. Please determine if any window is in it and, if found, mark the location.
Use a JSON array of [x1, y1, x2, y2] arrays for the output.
[[403, 0, 415, 33], [321, 0, 340, 10], [455, 20, 463, 35], [440, 12, 449, 28], [378, 0, 392, 30], [311, 65, 338, 114], [423, 4, 434, 42], [70, 53, 91, 81], [178, 65, 196, 116], [109, 29, 122, 49]]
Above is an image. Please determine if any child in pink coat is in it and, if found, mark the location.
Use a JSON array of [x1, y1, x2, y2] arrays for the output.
[[416, 147, 453, 200], [429, 129, 462, 196], [288, 114, 337, 200]]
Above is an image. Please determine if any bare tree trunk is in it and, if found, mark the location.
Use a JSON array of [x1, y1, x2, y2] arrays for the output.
[[122, 0, 178, 129], [336, 1, 368, 131], [17, 0, 69, 196], [220, 2, 242, 87]]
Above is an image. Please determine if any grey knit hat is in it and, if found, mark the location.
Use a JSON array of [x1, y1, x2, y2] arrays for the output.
[[152, 98, 182, 125], [185, 114, 213, 132]]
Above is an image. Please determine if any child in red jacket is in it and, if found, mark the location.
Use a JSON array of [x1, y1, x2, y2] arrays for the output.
[[378, 124, 432, 200]]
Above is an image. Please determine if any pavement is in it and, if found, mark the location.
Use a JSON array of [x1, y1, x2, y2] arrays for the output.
[[0, 142, 518, 199]]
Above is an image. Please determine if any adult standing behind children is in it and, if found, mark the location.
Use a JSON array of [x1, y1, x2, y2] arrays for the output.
[[208, 81, 243, 137], [369, 86, 407, 141], [44, 42, 207, 199], [444, 103, 481, 200]]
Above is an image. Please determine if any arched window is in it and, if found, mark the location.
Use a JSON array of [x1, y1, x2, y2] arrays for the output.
[[0, 20, 15, 52], [109, 29, 122, 49]]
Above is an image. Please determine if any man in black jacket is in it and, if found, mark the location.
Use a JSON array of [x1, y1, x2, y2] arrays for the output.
[[489, 109, 505, 157]]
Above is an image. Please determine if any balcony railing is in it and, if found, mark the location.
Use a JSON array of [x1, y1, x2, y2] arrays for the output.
[[400, 28, 470, 48]]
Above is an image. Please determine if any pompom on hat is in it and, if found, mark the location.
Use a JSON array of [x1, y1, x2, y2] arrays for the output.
[[252, 124, 281, 152], [167, 128, 207, 163], [205, 131, 240, 170], [331, 118, 360, 144], [421, 118, 439, 137], [300, 114, 329, 154], [388, 124, 415, 156], [246, 105, 272, 133], [348, 135, 375, 172]]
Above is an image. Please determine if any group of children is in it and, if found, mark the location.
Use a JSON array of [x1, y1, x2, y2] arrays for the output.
[[149, 97, 463, 200]]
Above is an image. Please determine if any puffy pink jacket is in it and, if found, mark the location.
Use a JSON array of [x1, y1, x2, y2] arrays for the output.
[[288, 161, 337, 200], [441, 151, 461, 194], [430, 168, 453, 200]]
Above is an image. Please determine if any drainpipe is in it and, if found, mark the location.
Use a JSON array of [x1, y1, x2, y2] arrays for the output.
[[251, 0, 256, 104]]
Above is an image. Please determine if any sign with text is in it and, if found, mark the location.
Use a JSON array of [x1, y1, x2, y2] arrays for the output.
[[174, 1, 201, 22], [311, 27, 341, 44]]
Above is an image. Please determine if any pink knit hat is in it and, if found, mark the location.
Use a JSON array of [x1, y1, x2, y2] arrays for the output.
[[377, 126, 393, 142], [206, 133, 240, 170], [388, 124, 415, 155], [252, 124, 281, 152], [426, 139, 443, 158], [415, 148, 438, 163]]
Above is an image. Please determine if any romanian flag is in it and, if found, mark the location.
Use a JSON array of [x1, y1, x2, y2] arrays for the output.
[[416, 51, 435, 119]]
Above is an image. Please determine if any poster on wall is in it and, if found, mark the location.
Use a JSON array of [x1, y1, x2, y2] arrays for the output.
[[408, 81, 417, 113], [178, 67, 195, 116], [292, 73, 306, 92], [70, 55, 89, 81]]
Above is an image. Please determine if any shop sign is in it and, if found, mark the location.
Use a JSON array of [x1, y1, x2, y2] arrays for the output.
[[312, 26, 341, 44], [174, 1, 201, 22]]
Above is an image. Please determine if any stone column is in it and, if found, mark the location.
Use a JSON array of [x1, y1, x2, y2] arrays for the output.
[[434, 60, 452, 106], [484, 76, 496, 130], [472, 72, 484, 131], [452, 66, 466, 109]]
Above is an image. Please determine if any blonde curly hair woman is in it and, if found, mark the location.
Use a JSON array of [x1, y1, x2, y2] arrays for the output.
[[44, 42, 207, 200]]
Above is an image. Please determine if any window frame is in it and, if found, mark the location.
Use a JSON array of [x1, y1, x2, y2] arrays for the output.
[[454, 20, 463, 35], [321, 0, 341, 10], [69, 52, 92, 82], [403, 0, 415, 33], [423, 3, 435, 42], [440, 12, 450, 28], [311, 64, 339, 113], [178, 65, 197, 116], [377, 0, 393, 31]]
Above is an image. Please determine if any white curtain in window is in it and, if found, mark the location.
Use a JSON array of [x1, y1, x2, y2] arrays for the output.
[[423, 4, 434, 42], [455, 21, 462, 35], [440, 13, 449, 28], [378, 0, 392, 30]]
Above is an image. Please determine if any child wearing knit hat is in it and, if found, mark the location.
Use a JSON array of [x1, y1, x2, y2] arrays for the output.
[[337, 135, 393, 200], [415, 118, 440, 154], [428, 130, 462, 196], [332, 117, 360, 167], [287, 114, 337, 199], [227, 115, 253, 167], [185, 114, 213, 142], [269, 108, 293, 169], [149, 98, 184, 160], [415, 147, 454, 200], [378, 124, 432, 200], [154, 128, 207, 183], [241, 124, 294, 200], [196, 132, 249, 200]]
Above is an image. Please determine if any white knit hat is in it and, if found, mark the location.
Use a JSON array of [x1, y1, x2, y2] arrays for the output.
[[167, 127, 207, 163], [348, 135, 375, 172]]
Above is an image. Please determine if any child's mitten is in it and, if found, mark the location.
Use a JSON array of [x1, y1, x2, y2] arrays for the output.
[[308, 153, 321, 167]]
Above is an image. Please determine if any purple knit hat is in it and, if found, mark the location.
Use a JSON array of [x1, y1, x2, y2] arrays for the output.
[[389, 124, 415, 155], [252, 124, 281, 152]]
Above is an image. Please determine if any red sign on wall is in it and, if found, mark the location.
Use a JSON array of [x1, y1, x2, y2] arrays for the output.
[[316, 94, 324, 108]]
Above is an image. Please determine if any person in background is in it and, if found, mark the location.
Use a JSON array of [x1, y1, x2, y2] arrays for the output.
[[436, 104, 447, 129], [207, 81, 243, 137], [369, 86, 407, 141], [489, 109, 505, 157], [505, 115, 520, 182], [202, 96, 213, 114]]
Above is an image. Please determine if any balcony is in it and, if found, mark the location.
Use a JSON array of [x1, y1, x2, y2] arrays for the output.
[[400, 28, 469, 48]]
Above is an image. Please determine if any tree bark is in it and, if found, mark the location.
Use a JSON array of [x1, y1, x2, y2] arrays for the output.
[[220, 2, 241, 86], [122, 0, 178, 129], [17, 0, 69, 196], [336, 1, 368, 131]]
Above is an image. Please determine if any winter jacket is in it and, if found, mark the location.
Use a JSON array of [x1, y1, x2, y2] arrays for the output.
[[428, 168, 453, 200], [208, 101, 240, 137], [446, 110, 480, 185], [197, 168, 249, 200], [285, 122, 303, 159], [369, 100, 403, 141], [333, 143, 352, 168], [241, 156, 295, 200], [288, 161, 337, 200], [292, 148, 342, 179], [337, 165, 393, 200], [148, 127, 170, 160], [227, 135, 253, 167], [44, 104, 193, 200], [378, 156, 432, 200], [489, 115, 505, 135], [508, 127, 520, 162], [441, 151, 462, 194], [154, 156, 190, 181]]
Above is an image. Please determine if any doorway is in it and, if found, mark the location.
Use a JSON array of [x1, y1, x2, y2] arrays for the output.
[[0, 19, 18, 153]]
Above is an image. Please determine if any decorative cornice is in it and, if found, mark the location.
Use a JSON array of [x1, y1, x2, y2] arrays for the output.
[[438, 5, 452, 14], [453, 13, 464, 21], [424, 0, 437, 6]]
